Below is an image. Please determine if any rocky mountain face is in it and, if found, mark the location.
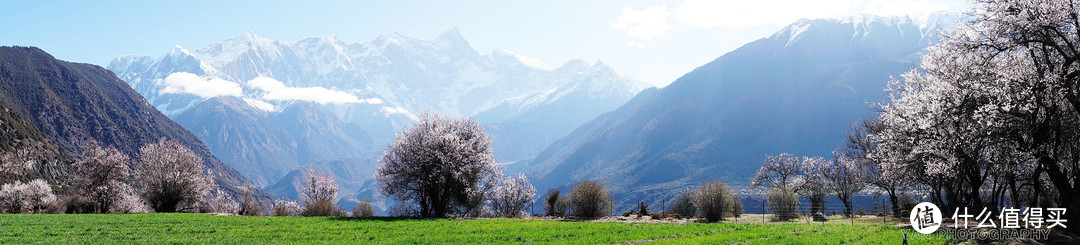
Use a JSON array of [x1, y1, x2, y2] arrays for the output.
[[0, 46, 258, 196], [174, 97, 378, 187], [521, 14, 960, 211]]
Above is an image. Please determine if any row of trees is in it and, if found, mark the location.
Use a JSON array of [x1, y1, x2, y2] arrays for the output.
[[873, 0, 1080, 215], [2, 110, 543, 218], [751, 153, 866, 220], [751, 2, 1080, 233], [0, 139, 214, 214], [870, 1, 1080, 233]]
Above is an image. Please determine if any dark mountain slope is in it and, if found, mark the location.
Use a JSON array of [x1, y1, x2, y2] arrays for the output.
[[0, 46, 256, 194]]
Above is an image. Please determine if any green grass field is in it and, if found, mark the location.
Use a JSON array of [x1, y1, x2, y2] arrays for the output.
[[0, 213, 951, 244]]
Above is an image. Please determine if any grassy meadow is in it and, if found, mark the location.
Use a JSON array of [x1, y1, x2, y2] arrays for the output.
[[0, 213, 952, 244]]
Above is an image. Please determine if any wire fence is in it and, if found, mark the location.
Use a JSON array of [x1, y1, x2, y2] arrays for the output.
[[641, 195, 910, 225]]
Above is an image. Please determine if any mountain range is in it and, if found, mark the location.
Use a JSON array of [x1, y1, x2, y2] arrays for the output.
[[521, 13, 961, 211]]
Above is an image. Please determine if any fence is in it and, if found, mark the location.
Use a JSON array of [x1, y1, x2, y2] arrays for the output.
[[635, 195, 909, 225]]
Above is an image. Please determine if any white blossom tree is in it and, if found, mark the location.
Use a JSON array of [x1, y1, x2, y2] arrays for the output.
[[875, 0, 1080, 231], [273, 200, 302, 216], [110, 183, 149, 213], [0, 179, 56, 213], [825, 153, 865, 217], [202, 189, 239, 214], [134, 139, 213, 212], [376, 111, 500, 218], [74, 144, 130, 213], [750, 153, 804, 190], [487, 173, 536, 217], [840, 117, 907, 217], [752, 153, 831, 217], [797, 156, 829, 217], [300, 168, 339, 216]]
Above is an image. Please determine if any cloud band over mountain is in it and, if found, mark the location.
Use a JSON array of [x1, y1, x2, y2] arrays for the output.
[[159, 72, 382, 107]]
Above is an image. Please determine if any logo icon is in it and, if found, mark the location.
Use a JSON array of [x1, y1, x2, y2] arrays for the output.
[[910, 202, 942, 234]]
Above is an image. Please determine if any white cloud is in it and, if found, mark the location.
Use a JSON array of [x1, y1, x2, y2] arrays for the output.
[[380, 106, 409, 115], [242, 98, 275, 112], [613, 0, 969, 43], [246, 76, 383, 105], [158, 72, 243, 98], [611, 5, 673, 42]]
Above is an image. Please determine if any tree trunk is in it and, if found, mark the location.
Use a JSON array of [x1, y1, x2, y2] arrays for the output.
[[889, 191, 901, 218]]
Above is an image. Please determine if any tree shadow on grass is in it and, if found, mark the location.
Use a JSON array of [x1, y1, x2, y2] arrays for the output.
[[327, 216, 460, 222]]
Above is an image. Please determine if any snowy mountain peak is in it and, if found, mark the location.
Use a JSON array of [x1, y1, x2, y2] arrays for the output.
[[843, 14, 914, 28], [592, 60, 609, 69], [919, 11, 965, 35], [437, 27, 466, 43], [492, 48, 552, 70], [167, 45, 197, 58], [771, 13, 936, 49], [192, 30, 282, 66], [242, 29, 260, 40], [556, 59, 591, 73]]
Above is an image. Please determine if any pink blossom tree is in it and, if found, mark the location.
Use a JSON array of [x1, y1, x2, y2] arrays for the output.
[[487, 173, 536, 217], [74, 143, 130, 213], [300, 168, 339, 216], [376, 111, 500, 218], [134, 139, 212, 212]]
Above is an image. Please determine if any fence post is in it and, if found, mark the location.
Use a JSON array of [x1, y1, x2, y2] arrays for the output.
[[762, 199, 765, 223]]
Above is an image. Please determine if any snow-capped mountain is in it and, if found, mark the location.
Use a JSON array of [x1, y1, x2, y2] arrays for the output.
[[109, 29, 648, 143]]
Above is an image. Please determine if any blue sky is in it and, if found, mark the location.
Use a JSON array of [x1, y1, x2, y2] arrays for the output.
[[2, 0, 969, 87]]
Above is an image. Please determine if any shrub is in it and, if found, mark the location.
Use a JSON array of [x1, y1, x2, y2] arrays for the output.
[[487, 174, 536, 218], [730, 194, 743, 218], [135, 139, 212, 213], [542, 189, 567, 217], [273, 200, 301, 216], [202, 189, 239, 214], [58, 195, 94, 214], [668, 190, 696, 218], [110, 183, 148, 213], [637, 201, 649, 217], [767, 187, 800, 221], [622, 211, 632, 217], [693, 180, 736, 222], [353, 199, 375, 217], [649, 213, 664, 220], [569, 180, 611, 219], [0, 179, 56, 213], [238, 187, 261, 216], [300, 168, 339, 217]]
